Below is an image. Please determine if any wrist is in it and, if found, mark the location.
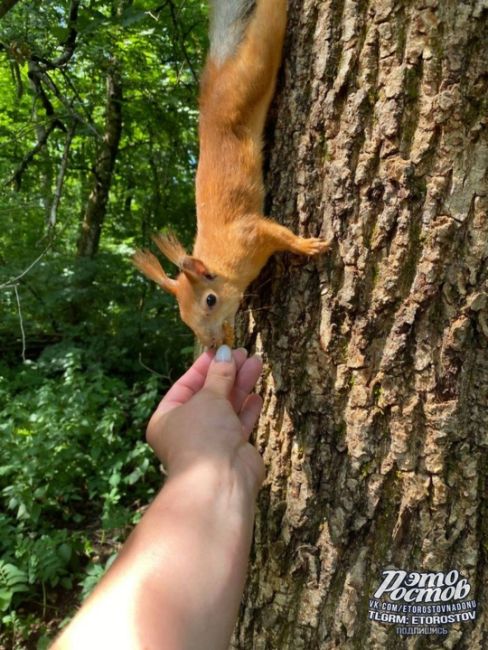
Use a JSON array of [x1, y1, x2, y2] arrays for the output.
[[162, 459, 256, 521]]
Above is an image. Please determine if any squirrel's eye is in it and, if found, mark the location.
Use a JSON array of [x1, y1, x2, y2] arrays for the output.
[[206, 293, 217, 308]]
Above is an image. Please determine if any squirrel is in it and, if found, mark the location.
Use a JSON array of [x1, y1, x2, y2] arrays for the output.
[[133, 0, 330, 348]]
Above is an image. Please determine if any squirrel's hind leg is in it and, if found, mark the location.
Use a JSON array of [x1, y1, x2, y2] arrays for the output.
[[232, 0, 288, 126], [202, 0, 288, 133]]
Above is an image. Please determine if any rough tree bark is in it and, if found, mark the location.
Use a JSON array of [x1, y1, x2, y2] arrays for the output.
[[235, 0, 487, 648], [77, 60, 122, 258]]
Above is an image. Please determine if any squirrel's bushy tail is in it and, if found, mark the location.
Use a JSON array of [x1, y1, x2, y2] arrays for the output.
[[201, 0, 287, 133], [209, 0, 255, 64]]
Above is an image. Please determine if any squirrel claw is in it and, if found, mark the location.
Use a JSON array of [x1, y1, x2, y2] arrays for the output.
[[298, 237, 331, 256]]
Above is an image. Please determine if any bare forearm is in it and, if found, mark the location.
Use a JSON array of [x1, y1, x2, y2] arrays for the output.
[[53, 464, 256, 650]]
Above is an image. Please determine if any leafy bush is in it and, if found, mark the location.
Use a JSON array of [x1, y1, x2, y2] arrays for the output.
[[0, 0, 205, 645], [0, 339, 191, 643], [0, 562, 29, 613]]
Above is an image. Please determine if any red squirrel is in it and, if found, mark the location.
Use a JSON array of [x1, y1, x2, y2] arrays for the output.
[[133, 0, 329, 348]]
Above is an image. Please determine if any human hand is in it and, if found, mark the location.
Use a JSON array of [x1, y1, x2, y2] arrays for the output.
[[146, 345, 265, 496], [51, 347, 265, 650]]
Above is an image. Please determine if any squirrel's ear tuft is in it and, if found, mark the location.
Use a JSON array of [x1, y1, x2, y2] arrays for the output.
[[151, 232, 213, 283], [132, 249, 178, 296], [152, 231, 188, 268], [181, 256, 214, 282]]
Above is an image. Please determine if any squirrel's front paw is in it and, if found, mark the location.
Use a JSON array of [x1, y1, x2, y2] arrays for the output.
[[296, 237, 331, 256]]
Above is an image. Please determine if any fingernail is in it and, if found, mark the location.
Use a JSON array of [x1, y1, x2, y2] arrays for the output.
[[215, 344, 232, 362], [237, 347, 248, 357]]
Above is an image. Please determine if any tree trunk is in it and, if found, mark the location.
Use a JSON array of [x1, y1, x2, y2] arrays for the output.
[[77, 61, 122, 258], [0, 0, 22, 20], [235, 0, 487, 648]]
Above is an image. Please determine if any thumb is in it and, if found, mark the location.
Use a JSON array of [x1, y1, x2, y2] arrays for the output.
[[203, 345, 236, 398]]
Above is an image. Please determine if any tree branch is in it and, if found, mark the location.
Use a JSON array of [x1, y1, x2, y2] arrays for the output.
[[5, 120, 57, 189], [13, 284, 26, 363], [28, 61, 57, 118], [9, 58, 23, 98], [48, 124, 76, 228], [41, 70, 101, 139], [0, 0, 22, 20], [145, 1, 171, 21], [4, 61, 69, 189], [60, 68, 97, 129], [28, 1, 80, 70], [168, 0, 198, 85], [77, 60, 123, 258], [0, 240, 53, 290], [30, 0, 80, 69], [50, 0, 80, 67]]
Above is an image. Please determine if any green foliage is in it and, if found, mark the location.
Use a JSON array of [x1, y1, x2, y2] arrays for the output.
[[0, 348, 151, 600], [0, 0, 206, 245], [80, 554, 117, 601], [0, 0, 206, 646], [0, 562, 29, 613], [0, 341, 195, 644]]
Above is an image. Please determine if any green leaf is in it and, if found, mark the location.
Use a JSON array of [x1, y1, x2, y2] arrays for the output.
[[119, 8, 148, 27], [57, 543, 72, 563]]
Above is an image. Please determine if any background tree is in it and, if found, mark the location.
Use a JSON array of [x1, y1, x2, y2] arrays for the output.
[[235, 0, 487, 648], [76, 59, 123, 259], [0, 1, 206, 646], [0, 1, 203, 355]]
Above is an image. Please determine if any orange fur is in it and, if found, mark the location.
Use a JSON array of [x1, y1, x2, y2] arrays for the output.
[[152, 232, 187, 268], [133, 0, 330, 347], [132, 250, 177, 295]]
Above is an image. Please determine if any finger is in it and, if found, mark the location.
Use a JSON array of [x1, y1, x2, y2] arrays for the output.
[[203, 344, 236, 398], [239, 393, 263, 439], [159, 347, 248, 416], [163, 347, 246, 406], [231, 355, 263, 413], [159, 350, 214, 414], [233, 347, 249, 372]]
